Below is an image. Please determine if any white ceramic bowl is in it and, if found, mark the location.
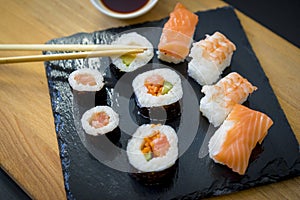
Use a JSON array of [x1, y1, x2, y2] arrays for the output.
[[90, 0, 158, 19]]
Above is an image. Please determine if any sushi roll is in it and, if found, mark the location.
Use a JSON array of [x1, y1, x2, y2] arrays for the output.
[[157, 3, 198, 64], [208, 104, 273, 175], [110, 32, 154, 75], [188, 32, 236, 85], [200, 72, 257, 127], [132, 68, 183, 120], [127, 124, 178, 183], [69, 68, 107, 107], [81, 106, 119, 136], [68, 68, 104, 92]]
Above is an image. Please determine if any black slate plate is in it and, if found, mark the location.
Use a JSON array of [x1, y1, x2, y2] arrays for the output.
[[44, 6, 300, 200]]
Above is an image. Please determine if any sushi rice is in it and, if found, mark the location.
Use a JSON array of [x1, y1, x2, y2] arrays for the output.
[[110, 32, 154, 72], [68, 68, 104, 92], [81, 106, 119, 136], [127, 124, 178, 172], [132, 68, 183, 108]]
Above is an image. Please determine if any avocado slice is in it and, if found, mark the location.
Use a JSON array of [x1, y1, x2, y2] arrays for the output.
[[161, 81, 173, 95], [144, 152, 153, 161], [121, 54, 136, 67]]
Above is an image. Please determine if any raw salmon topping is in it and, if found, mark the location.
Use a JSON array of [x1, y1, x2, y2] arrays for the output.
[[158, 3, 198, 59], [89, 111, 110, 128], [141, 131, 170, 161], [214, 104, 273, 175], [74, 73, 97, 86]]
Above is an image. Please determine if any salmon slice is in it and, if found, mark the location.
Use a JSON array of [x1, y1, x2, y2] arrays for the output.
[[89, 111, 110, 128], [208, 104, 273, 175], [152, 134, 170, 157], [144, 74, 165, 86], [158, 3, 198, 61], [74, 73, 97, 86]]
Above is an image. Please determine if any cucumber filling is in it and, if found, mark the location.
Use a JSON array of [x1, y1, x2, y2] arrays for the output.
[[121, 54, 136, 66], [161, 81, 173, 95]]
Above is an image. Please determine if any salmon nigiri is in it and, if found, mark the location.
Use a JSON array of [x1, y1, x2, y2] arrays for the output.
[[200, 72, 257, 127], [157, 3, 198, 64], [208, 104, 273, 175]]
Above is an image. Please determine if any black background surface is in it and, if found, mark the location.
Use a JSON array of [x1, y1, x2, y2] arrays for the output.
[[1, 1, 299, 199]]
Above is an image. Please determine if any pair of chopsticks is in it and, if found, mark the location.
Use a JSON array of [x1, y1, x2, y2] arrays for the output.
[[0, 44, 146, 64]]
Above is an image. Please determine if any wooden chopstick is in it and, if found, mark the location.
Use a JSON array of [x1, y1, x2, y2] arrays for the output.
[[0, 49, 144, 64], [0, 44, 146, 51]]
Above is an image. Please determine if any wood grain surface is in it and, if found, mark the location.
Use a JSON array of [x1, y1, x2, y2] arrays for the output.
[[0, 0, 299, 199]]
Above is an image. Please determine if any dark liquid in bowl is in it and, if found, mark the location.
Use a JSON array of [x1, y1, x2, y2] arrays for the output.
[[100, 0, 149, 14]]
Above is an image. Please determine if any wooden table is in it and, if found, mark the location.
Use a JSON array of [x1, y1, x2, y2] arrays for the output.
[[0, 0, 299, 199]]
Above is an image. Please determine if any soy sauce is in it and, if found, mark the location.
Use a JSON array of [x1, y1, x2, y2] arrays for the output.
[[101, 0, 149, 14]]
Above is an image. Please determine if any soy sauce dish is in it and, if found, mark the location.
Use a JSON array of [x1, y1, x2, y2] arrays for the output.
[[90, 0, 159, 19]]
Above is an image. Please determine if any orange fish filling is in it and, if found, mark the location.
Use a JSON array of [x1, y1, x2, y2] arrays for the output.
[[144, 75, 165, 96], [141, 131, 170, 161], [89, 111, 110, 128], [74, 73, 97, 86], [145, 84, 164, 96]]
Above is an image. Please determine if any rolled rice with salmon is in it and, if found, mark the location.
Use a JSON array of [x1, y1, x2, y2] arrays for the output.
[[208, 104, 273, 175], [157, 3, 198, 64], [81, 106, 119, 136], [127, 124, 178, 173], [110, 32, 154, 73], [200, 72, 257, 127], [132, 68, 183, 119], [68, 68, 104, 92], [188, 32, 236, 85]]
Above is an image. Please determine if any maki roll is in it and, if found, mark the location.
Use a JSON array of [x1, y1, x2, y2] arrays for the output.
[[200, 72, 257, 127], [110, 32, 154, 76], [127, 124, 178, 183], [157, 3, 198, 64], [132, 68, 183, 120], [188, 32, 236, 86], [81, 106, 119, 136], [68, 68, 104, 92], [68, 68, 107, 106]]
